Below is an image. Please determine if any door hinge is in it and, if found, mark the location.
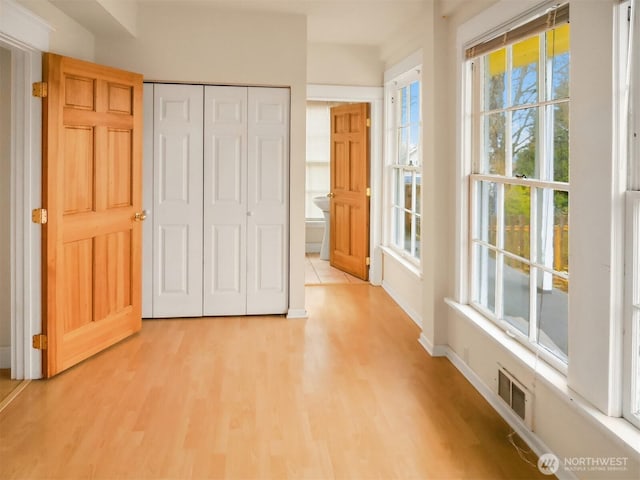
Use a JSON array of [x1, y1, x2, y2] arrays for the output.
[[32, 208, 48, 224], [366, 187, 371, 197], [32, 334, 47, 350], [32, 82, 48, 98], [366, 118, 371, 128], [365, 257, 370, 266]]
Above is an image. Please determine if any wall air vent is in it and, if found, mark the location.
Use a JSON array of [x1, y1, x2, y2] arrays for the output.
[[496, 365, 533, 429]]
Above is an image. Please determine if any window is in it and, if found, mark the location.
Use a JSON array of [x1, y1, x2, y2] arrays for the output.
[[305, 101, 333, 219], [467, 6, 570, 365], [388, 73, 422, 262], [622, 0, 640, 428]]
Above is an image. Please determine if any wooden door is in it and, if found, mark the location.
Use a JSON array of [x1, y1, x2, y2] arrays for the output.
[[42, 54, 143, 377], [329, 103, 370, 280], [203, 86, 248, 315], [151, 84, 203, 317], [246, 87, 289, 314]]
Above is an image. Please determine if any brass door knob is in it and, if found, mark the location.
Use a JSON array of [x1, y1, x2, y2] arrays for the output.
[[327, 192, 335, 198], [133, 210, 148, 221]]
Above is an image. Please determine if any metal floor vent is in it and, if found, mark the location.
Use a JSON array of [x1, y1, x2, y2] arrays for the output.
[[497, 366, 532, 428]]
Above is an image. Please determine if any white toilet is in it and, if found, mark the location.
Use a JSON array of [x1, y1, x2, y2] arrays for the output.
[[313, 195, 330, 260]]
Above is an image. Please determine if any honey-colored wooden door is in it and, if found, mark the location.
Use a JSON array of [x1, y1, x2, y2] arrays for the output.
[[42, 54, 144, 377], [329, 103, 370, 280]]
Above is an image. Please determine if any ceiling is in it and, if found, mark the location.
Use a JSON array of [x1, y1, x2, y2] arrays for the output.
[[48, 0, 475, 47]]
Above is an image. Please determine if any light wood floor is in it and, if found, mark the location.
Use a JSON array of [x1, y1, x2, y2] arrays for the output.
[[0, 369, 23, 407], [0, 285, 548, 480]]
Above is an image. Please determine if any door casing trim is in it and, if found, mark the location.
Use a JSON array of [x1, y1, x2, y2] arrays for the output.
[[0, 0, 51, 379]]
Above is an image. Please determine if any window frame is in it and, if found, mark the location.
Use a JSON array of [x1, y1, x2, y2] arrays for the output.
[[621, 0, 640, 429], [466, 9, 570, 372], [385, 67, 423, 266]]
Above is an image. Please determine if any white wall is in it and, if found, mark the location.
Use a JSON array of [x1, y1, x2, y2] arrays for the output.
[[382, 253, 422, 327], [0, 46, 10, 365], [380, 5, 429, 69], [386, 0, 498, 352], [97, 0, 137, 36], [568, 0, 620, 416], [307, 43, 383, 86], [379, 9, 432, 343], [447, 307, 640, 478], [93, 3, 308, 316], [17, 0, 95, 60]]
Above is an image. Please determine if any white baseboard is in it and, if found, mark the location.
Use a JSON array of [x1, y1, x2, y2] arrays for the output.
[[418, 333, 447, 357], [417, 341, 578, 480], [0, 346, 10, 369], [382, 280, 422, 328], [287, 308, 308, 319]]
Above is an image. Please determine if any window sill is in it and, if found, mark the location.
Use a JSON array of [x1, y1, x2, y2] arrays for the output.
[[380, 245, 422, 279], [445, 298, 640, 456]]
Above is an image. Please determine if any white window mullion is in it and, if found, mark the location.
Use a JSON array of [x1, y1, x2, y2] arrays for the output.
[[411, 172, 417, 256], [495, 183, 505, 319], [470, 179, 481, 304], [529, 187, 538, 343]]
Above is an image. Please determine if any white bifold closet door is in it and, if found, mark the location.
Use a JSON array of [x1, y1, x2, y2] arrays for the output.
[[143, 83, 289, 318], [152, 84, 204, 317], [203, 86, 289, 315], [244, 88, 290, 315], [202, 86, 248, 315]]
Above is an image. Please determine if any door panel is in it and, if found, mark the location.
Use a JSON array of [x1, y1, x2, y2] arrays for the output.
[[42, 53, 143, 377], [62, 126, 94, 214], [255, 224, 285, 291], [329, 103, 370, 280], [107, 129, 132, 208], [158, 225, 187, 294], [246, 88, 289, 314], [152, 84, 203, 317], [203, 86, 247, 315]]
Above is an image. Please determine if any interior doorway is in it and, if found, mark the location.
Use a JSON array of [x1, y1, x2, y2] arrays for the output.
[[304, 100, 364, 285], [0, 0, 46, 382], [305, 86, 384, 286], [0, 45, 23, 404]]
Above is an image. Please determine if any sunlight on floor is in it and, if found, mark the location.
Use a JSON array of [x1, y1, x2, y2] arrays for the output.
[[305, 252, 367, 285]]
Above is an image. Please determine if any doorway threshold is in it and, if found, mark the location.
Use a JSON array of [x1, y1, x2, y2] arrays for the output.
[[305, 253, 368, 285]]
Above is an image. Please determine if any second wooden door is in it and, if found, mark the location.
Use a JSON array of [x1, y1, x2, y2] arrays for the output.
[[329, 103, 371, 281]]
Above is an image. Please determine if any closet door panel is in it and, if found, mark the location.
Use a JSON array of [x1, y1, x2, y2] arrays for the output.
[[203, 86, 248, 315], [152, 84, 203, 317], [247, 88, 289, 314]]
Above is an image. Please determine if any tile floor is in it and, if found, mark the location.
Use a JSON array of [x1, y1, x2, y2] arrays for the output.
[[305, 252, 368, 285]]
